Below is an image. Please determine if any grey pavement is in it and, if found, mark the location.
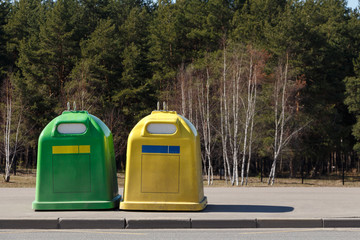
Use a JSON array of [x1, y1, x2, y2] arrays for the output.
[[1, 187, 360, 229], [1, 229, 360, 240]]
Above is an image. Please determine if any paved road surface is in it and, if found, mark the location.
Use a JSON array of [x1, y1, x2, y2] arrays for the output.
[[2, 187, 360, 229], [1, 229, 360, 240], [2, 187, 360, 219]]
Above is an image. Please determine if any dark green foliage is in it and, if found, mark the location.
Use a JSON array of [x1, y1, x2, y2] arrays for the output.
[[12, 0, 81, 146], [4, 0, 44, 60], [0, 0, 10, 75], [345, 55, 360, 152], [0, 0, 360, 174]]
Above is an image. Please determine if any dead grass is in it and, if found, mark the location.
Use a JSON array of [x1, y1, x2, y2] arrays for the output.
[[0, 170, 37, 188], [1, 171, 360, 188], [0, 171, 126, 188], [203, 176, 360, 187], [117, 172, 125, 187]]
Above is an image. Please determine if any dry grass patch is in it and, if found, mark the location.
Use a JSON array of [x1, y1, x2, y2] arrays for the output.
[[203, 176, 360, 187], [0, 171, 126, 188], [117, 172, 125, 188], [0, 171, 36, 188], [2, 172, 360, 188]]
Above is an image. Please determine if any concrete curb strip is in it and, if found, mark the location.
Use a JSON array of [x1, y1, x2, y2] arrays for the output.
[[256, 219, 323, 228], [2, 218, 360, 229], [126, 219, 191, 229], [0, 219, 59, 229], [191, 219, 256, 228], [323, 218, 360, 228], [59, 218, 125, 229]]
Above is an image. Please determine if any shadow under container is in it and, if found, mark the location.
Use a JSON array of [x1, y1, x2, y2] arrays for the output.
[[32, 111, 121, 210], [120, 111, 207, 211]]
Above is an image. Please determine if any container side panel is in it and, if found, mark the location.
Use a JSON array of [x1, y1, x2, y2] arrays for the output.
[[141, 154, 179, 193], [53, 154, 91, 193]]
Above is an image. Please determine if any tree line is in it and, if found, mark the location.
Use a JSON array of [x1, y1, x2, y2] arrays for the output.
[[1, 0, 360, 185]]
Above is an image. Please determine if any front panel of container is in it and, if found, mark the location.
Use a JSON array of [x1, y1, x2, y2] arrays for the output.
[[120, 111, 207, 211], [33, 111, 120, 210]]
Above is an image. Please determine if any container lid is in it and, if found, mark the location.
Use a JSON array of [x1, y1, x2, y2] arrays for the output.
[[52, 111, 90, 137]]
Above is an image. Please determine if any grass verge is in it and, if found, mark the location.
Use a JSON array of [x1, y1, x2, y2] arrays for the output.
[[1, 172, 360, 188]]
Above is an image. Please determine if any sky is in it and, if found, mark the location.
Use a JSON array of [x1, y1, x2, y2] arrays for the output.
[[348, 0, 359, 9]]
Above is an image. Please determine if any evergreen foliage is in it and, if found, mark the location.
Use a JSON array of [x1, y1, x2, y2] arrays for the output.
[[0, 0, 360, 180]]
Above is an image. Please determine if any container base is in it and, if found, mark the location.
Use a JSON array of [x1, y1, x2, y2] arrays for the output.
[[119, 196, 207, 211], [32, 195, 121, 210]]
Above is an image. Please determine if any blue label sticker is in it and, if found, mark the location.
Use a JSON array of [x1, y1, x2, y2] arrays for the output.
[[169, 146, 180, 154], [142, 145, 180, 154]]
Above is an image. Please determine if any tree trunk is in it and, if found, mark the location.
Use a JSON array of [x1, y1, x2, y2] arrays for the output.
[[4, 77, 12, 183], [197, 72, 212, 185], [180, 64, 186, 116], [246, 67, 257, 185], [205, 68, 213, 185], [220, 45, 232, 184], [268, 54, 288, 185], [241, 57, 254, 185]]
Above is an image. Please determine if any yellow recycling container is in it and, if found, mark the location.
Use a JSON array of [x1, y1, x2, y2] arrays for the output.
[[120, 111, 207, 211]]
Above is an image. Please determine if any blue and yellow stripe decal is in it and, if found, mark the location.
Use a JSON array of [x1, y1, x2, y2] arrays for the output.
[[142, 145, 180, 154]]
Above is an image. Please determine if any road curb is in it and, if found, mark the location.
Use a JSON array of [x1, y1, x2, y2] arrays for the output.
[[59, 218, 125, 229], [0, 219, 59, 229], [323, 218, 360, 228], [256, 219, 323, 228], [125, 219, 191, 229], [2, 218, 360, 229], [191, 219, 256, 228]]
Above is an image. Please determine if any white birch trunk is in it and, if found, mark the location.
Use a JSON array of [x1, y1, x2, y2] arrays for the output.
[[269, 54, 288, 185], [220, 48, 231, 183], [232, 55, 241, 186], [197, 77, 212, 185], [206, 68, 213, 185], [4, 96, 11, 182], [188, 80, 193, 123], [3, 78, 22, 183], [241, 55, 256, 185], [197, 86, 208, 177], [180, 67, 186, 116], [246, 66, 257, 185]]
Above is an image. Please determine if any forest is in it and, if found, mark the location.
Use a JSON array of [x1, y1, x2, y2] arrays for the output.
[[1, 0, 360, 185]]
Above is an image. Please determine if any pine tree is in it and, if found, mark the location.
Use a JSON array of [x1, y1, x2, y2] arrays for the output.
[[149, 0, 184, 98], [14, 0, 81, 145], [5, 0, 44, 60], [345, 55, 360, 153], [0, 0, 11, 75]]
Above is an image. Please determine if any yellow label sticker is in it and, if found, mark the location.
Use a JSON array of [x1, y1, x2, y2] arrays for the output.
[[79, 145, 90, 153], [52, 145, 90, 154]]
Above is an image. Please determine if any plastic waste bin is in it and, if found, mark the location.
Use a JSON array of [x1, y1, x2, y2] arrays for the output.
[[32, 110, 121, 210], [120, 110, 207, 211]]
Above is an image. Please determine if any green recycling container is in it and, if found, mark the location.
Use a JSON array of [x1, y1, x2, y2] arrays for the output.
[[32, 111, 121, 210]]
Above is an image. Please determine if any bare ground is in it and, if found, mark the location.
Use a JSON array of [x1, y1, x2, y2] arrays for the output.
[[1, 171, 360, 188]]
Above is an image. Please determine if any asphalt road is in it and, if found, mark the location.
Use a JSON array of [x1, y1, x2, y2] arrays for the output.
[[1, 229, 360, 240], [3, 187, 360, 219]]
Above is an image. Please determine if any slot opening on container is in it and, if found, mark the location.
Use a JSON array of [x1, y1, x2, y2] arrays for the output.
[[57, 123, 87, 134], [146, 123, 177, 134]]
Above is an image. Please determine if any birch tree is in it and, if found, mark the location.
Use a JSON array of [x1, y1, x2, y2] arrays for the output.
[[178, 63, 193, 119], [219, 45, 243, 186], [3, 75, 22, 182], [197, 67, 213, 185], [220, 47, 232, 183], [174, 64, 208, 176], [244, 49, 267, 185], [220, 45, 262, 186], [227, 46, 244, 186], [240, 56, 254, 185], [268, 53, 307, 185]]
